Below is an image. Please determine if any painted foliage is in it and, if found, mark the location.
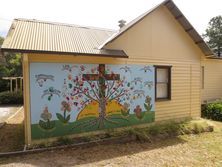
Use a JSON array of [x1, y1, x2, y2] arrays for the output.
[[30, 63, 155, 139]]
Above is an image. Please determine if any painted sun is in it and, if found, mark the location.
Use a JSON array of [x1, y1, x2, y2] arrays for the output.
[[77, 100, 124, 120]]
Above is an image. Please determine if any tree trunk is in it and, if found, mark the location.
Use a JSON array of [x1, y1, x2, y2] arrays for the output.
[[99, 97, 106, 119]]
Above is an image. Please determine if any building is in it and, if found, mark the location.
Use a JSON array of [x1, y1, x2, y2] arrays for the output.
[[1, 0, 217, 145]]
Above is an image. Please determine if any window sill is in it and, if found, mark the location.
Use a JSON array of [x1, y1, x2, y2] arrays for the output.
[[155, 98, 171, 102]]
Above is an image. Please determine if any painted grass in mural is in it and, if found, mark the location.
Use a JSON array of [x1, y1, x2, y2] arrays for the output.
[[32, 111, 154, 139], [30, 63, 155, 139]]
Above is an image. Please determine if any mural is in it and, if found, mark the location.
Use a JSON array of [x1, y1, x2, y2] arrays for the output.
[[30, 63, 155, 139]]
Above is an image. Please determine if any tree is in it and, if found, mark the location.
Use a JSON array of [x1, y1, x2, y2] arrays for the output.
[[62, 64, 130, 128], [0, 36, 22, 77], [4, 53, 22, 76], [0, 36, 22, 92], [0, 36, 4, 45], [203, 15, 222, 57]]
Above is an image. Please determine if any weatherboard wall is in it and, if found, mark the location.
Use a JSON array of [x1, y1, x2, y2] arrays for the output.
[[201, 59, 222, 102], [105, 5, 204, 120]]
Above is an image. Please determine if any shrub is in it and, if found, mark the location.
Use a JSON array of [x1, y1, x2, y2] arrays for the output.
[[0, 91, 23, 105], [202, 102, 222, 121]]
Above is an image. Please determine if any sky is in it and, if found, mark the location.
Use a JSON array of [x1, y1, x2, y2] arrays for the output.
[[0, 0, 221, 37]]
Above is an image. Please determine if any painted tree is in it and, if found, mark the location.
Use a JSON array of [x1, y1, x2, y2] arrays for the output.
[[203, 15, 222, 57], [64, 64, 131, 128]]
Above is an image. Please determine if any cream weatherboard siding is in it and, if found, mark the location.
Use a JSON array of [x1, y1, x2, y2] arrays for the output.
[[201, 59, 222, 102], [104, 5, 203, 121]]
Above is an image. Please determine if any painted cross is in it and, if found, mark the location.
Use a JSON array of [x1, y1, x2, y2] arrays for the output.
[[82, 64, 120, 99], [82, 64, 120, 118]]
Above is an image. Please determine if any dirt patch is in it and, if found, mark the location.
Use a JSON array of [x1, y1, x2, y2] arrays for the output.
[[0, 107, 24, 152]]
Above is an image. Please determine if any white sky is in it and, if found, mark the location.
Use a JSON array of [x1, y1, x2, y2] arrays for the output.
[[0, 0, 221, 37]]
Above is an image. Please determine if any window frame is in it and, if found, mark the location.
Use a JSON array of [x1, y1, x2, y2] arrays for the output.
[[154, 65, 172, 101]]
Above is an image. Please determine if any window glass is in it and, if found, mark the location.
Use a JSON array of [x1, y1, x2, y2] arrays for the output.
[[157, 68, 168, 83], [157, 83, 168, 98]]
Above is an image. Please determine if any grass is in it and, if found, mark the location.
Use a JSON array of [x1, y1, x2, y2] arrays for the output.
[[1, 120, 222, 166], [119, 119, 213, 142]]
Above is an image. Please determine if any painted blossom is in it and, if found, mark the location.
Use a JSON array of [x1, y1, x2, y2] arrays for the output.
[[145, 96, 152, 104], [123, 102, 130, 111], [61, 101, 71, 112], [41, 106, 52, 121], [134, 105, 142, 118]]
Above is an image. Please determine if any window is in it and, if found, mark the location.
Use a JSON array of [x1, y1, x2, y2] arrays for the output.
[[155, 66, 171, 100]]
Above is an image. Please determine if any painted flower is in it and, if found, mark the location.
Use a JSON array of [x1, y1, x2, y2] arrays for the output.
[[68, 74, 72, 80], [145, 96, 152, 104], [56, 100, 72, 124], [134, 105, 143, 119], [134, 105, 142, 114], [78, 80, 84, 87], [121, 102, 130, 116], [80, 65, 85, 71], [123, 102, 130, 111], [61, 101, 71, 112], [41, 106, 52, 121]]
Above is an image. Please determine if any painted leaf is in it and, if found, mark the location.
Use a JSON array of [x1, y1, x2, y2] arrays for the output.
[[39, 120, 55, 130], [69, 83, 72, 89], [144, 104, 149, 111], [39, 120, 46, 129], [49, 87, 54, 92], [56, 113, 65, 122], [144, 103, 152, 112], [66, 115, 71, 122], [150, 104, 153, 111]]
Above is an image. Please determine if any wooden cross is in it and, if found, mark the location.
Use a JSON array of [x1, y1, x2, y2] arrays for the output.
[[82, 64, 120, 99]]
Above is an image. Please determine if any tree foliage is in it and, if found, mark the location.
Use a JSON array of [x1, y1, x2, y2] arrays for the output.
[[203, 15, 222, 57], [0, 36, 4, 45], [0, 36, 22, 92]]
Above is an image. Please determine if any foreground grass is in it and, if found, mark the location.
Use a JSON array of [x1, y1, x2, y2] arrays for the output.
[[0, 119, 222, 166], [180, 120, 222, 166]]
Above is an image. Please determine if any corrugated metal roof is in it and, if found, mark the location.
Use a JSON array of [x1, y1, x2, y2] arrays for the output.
[[99, 0, 215, 57], [1, 19, 127, 58]]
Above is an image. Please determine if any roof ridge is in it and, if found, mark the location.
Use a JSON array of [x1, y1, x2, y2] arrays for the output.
[[14, 18, 116, 32]]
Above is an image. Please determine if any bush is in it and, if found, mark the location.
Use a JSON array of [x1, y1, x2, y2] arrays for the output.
[[117, 120, 212, 142], [0, 91, 23, 105], [201, 102, 222, 121]]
